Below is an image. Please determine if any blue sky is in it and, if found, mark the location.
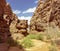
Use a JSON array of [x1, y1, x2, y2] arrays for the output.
[[6, 0, 38, 24]]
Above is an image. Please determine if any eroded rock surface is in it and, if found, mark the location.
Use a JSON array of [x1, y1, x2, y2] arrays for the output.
[[16, 20, 28, 35], [0, 0, 27, 51], [0, 0, 11, 51], [30, 0, 60, 32], [0, 0, 11, 43], [10, 14, 28, 35]]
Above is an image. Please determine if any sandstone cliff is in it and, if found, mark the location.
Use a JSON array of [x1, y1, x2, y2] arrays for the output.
[[0, 0, 11, 43], [10, 16, 28, 34], [30, 0, 60, 32], [0, 0, 28, 43], [0, 0, 28, 51]]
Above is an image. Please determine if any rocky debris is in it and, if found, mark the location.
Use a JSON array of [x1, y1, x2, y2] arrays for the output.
[[30, 0, 60, 32]]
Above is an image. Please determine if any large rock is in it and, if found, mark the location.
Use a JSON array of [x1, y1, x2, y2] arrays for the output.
[[16, 20, 28, 29], [16, 20, 28, 35], [10, 13, 28, 35], [30, 0, 60, 32]]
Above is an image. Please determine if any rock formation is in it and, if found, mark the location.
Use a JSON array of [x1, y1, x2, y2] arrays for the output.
[[10, 16, 28, 35], [0, 0, 28, 51], [0, 0, 11, 43], [0, 0, 28, 43], [16, 20, 28, 35], [0, 0, 11, 51], [10, 18, 28, 40], [30, 0, 60, 32]]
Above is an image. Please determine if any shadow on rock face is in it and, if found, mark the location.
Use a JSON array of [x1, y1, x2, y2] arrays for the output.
[[0, 14, 26, 51], [0, 0, 26, 51]]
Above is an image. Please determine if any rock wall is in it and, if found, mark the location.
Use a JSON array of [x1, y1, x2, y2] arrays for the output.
[[0, 0, 28, 50], [30, 0, 60, 32], [0, 0, 18, 43], [0, 0, 11, 43], [10, 14, 28, 35], [4, 3, 13, 25], [10, 16, 28, 40], [0, 0, 28, 43]]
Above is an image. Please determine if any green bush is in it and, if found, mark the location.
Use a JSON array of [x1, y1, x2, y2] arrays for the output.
[[20, 37, 33, 48], [27, 34, 37, 39], [20, 34, 44, 48], [36, 34, 44, 40], [26, 34, 44, 41]]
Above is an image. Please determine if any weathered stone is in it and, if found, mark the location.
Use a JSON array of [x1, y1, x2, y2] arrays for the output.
[[0, 0, 28, 51], [17, 29, 27, 34], [30, 0, 60, 32], [0, 0, 11, 42], [16, 20, 28, 29], [16, 20, 28, 35], [10, 13, 18, 33], [10, 14, 28, 35]]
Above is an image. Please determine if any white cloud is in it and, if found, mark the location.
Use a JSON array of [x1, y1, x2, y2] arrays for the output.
[[13, 10, 21, 14], [34, 0, 38, 4], [18, 16, 31, 25], [22, 7, 36, 14]]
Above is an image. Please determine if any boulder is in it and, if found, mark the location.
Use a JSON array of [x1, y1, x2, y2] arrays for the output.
[[16, 20, 28, 29]]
